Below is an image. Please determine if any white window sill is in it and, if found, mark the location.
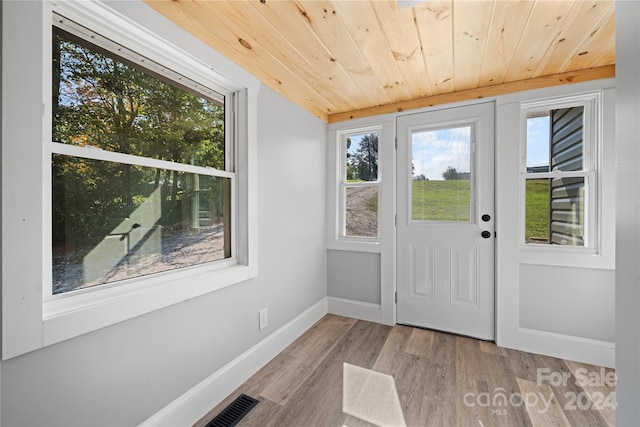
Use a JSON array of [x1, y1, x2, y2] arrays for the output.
[[518, 246, 614, 270], [43, 262, 254, 346], [327, 239, 382, 253]]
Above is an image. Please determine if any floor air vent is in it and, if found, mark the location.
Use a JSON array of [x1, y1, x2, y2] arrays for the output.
[[206, 394, 260, 427]]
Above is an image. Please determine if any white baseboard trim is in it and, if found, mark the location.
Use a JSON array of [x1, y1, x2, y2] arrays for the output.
[[327, 296, 382, 323], [500, 327, 615, 368], [139, 298, 329, 426]]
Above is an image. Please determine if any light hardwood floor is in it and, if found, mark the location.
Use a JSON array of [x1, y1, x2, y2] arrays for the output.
[[196, 315, 615, 427]]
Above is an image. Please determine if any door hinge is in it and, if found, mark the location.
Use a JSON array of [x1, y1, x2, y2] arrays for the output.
[[394, 213, 398, 226], [395, 291, 397, 303], [394, 137, 397, 149]]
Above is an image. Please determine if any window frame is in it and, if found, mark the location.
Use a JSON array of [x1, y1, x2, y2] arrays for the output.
[[2, 0, 257, 360], [338, 126, 382, 242], [519, 92, 601, 254], [47, 19, 237, 298]]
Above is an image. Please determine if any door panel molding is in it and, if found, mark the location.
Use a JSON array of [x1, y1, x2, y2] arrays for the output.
[[450, 245, 480, 308], [409, 243, 435, 302]]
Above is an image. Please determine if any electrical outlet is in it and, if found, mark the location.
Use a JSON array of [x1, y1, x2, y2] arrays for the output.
[[259, 308, 268, 330]]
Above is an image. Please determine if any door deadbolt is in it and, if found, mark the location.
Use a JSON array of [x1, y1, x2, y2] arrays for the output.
[[482, 214, 491, 222]]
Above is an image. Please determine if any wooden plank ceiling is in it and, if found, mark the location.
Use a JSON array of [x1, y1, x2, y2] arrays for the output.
[[145, 0, 615, 123]]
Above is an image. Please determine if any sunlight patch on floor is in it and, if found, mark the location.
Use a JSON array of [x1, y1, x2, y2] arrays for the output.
[[343, 363, 407, 427]]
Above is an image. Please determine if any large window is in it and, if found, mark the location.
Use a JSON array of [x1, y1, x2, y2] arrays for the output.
[[339, 128, 381, 239], [50, 24, 234, 295], [521, 94, 598, 248], [2, 1, 256, 359]]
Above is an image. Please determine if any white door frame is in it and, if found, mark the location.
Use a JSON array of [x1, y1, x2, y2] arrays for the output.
[[394, 102, 496, 340]]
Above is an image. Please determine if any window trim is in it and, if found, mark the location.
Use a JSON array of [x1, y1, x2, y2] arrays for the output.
[[337, 126, 382, 243], [2, 0, 257, 360], [519, 92, 601, 254]]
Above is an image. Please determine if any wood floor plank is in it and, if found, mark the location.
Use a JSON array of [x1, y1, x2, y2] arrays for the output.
[[456, 378, 494, 427], [196, 315, 615, 427], [268, 320, 391, 427], [417, 332, 459, 427], [372, 326, 435, 426], [480, 351, 533, 427], [236, 398, 285, 427], [516, 378, 571, 427], [563, 360, 616, 427], [341, 414, 379, 427], [480, 339, 508, 357], [531, 354, 612, 427], [404, 327, 434, 358], [384, 352, 431, 426], [260, 314, 356, 405], [455, 336, 494, 426], [258, 354, 317, 405], [283, 314, 357, 359], [371, 324, 413, 375], [456, 335, 483, 383]]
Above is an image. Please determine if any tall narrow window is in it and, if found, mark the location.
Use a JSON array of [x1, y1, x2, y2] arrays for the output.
[[522, 96, 598, 248], [51, 23, 233, 294], [339, 129, 380, 239]]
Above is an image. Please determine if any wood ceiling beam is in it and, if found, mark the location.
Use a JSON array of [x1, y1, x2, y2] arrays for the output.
[[327, 64, 615, 123]]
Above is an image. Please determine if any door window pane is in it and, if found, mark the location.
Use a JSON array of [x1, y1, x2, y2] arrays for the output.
[[52, 155, 230, 294], [411, 126, 472, 222]]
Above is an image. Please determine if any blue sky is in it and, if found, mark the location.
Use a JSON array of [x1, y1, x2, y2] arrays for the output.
[[410, 117, 550, 180], [346, 134, 364, 158], [526, 115, 550, 168], [411, 126, 471, 181]]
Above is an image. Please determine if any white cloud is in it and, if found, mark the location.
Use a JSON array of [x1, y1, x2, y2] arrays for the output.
[[411, 127, 471, 180]]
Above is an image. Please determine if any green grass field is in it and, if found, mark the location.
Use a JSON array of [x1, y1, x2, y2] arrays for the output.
[[524, 179, 549, 241], [412, 180, 471, 222], [410, 179, 549, 241]]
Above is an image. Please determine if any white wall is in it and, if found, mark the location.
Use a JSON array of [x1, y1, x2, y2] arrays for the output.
[[327, 251, 380, 304], [0, 2, 327, 426], [615, 0, 640, 424], [519, 265, 614, 342]]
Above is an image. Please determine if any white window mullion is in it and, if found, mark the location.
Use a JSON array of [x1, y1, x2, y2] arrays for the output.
[[48, 142, 234, 179]]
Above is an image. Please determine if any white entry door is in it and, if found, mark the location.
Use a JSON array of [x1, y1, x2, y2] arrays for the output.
[[396, 103, 495, 340]]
